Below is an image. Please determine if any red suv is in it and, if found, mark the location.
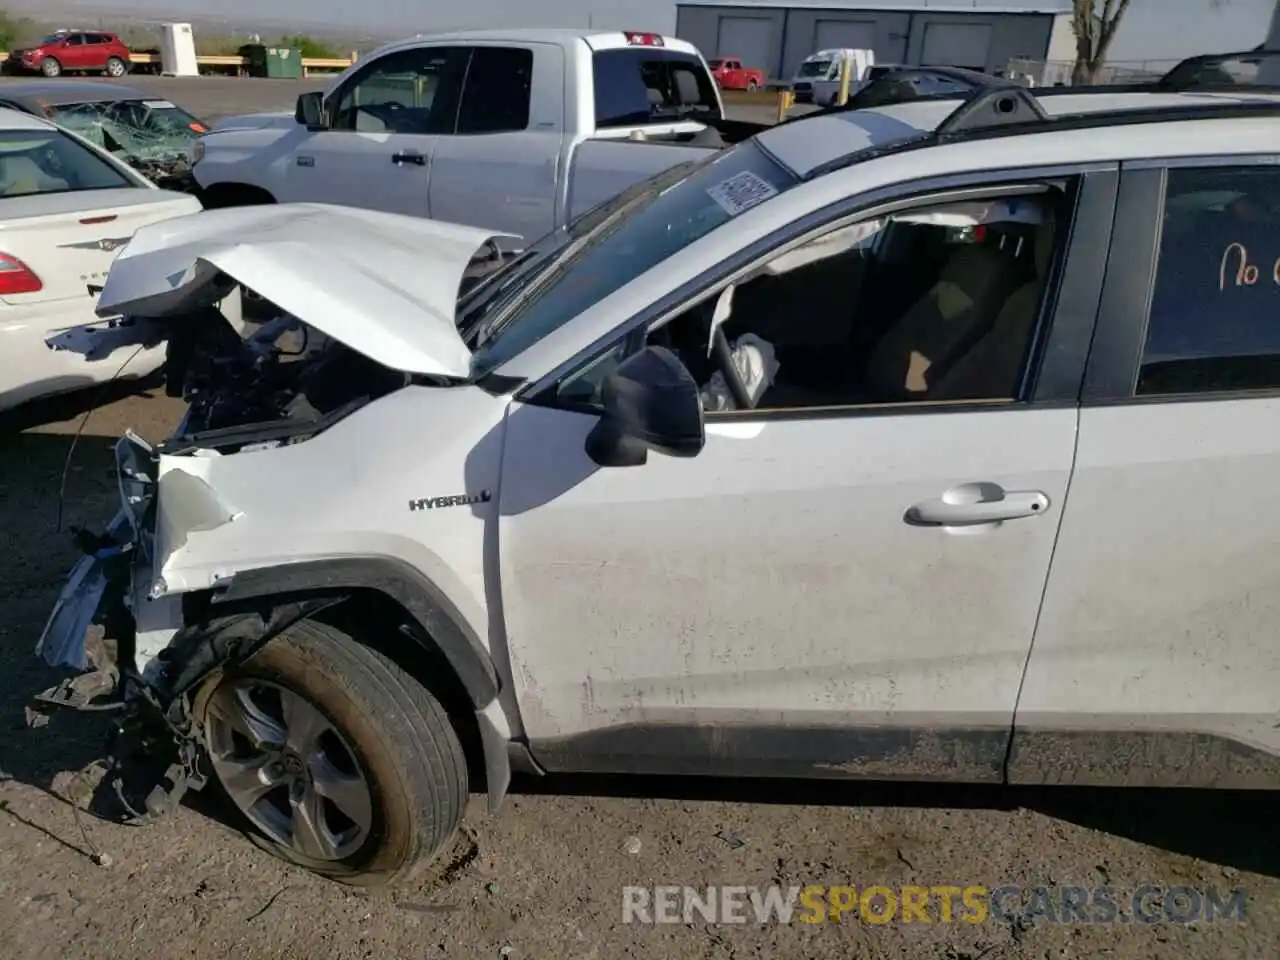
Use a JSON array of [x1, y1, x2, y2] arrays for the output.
[[5, 31, 132, 79]]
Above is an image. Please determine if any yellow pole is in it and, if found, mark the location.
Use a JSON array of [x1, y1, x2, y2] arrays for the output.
[[775, 89, 793, 122], [837, 56, 853, 105]]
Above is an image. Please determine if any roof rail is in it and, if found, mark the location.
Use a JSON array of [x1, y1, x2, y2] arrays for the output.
[[798, 78, 1280, 181], [934, 83, 1049, 137], [1155, 48, 1280, 90]]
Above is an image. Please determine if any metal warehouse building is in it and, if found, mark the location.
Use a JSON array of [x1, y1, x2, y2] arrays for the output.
[[674, 0, 1075, 81]]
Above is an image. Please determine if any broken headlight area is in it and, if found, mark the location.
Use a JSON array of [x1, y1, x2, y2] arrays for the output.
[[147, 286, 414, 453]]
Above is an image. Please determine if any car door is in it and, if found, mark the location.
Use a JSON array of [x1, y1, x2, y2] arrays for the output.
[[427, 44, 563, 248], [80, 34, 110, 71], [495, 171, 1115, 779], [1013, 159, 1280, 790], [274, 45, 468, 216], [58, 35, 91, 71]]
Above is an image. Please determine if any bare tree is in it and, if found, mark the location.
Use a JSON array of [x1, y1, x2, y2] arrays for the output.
[[1071, 0, 1135, 84]]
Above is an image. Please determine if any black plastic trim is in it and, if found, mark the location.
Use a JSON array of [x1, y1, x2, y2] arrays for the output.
[[1080, 167, 1166, 403], [213, 556, 500, 708], [1031, 169, 1119, 404]]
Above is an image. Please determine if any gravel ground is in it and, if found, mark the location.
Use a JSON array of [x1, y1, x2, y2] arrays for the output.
[[0, 74, 1275, 960]]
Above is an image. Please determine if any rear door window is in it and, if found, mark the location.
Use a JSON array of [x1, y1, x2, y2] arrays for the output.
[[1138, 164, 1280, 395], [456, 47, 533, 134], [593, 48, 719, 128]]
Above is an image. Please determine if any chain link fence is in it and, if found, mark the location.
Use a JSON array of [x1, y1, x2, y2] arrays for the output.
[[1005, 57, 1184, 87]]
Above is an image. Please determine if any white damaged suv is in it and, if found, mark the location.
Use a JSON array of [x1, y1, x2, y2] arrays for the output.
[[32, 68, 1280, 885]]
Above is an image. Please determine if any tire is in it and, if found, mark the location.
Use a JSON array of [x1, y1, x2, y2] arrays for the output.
[[40, 57, 61, 78], [105, 57, 127, 78], [194, 618, 469, 886], [747, 79, 759, 92]]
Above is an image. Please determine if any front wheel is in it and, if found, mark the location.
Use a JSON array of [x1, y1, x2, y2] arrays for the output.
[[105, 57, 127, 78], [40, 57, 61, 78], [195, 619, 469, 886], [747, 79, 759, 92]]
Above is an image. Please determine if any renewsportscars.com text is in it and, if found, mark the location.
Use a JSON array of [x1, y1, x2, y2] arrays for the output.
[[621, 884, 1248, 926]]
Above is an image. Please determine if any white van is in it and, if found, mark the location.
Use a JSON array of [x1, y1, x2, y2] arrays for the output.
[[791, 48, 893, 105]]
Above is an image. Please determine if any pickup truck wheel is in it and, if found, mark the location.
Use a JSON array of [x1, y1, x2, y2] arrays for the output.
[[196, 618, 469, 886], [40, 57, 62, 78]]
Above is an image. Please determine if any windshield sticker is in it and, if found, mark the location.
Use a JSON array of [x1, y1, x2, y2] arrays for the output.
[[706, 171, 778, 217]]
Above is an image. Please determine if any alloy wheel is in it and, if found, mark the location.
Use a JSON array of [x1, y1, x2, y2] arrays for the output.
[[203, 679, 374, 862]]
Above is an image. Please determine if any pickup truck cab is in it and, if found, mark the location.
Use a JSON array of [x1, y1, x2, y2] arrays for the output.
[[709, 56, 765, 91], [190, 29, 729, 246]]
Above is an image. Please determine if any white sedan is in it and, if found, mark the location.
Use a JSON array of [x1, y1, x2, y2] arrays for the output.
[[0, 106, 200, 413]]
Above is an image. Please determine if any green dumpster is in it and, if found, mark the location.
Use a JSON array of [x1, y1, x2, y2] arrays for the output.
[[240, 43, 303, 79]]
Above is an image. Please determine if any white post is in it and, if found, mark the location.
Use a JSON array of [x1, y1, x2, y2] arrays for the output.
[[1259, 0, 1280, 84]]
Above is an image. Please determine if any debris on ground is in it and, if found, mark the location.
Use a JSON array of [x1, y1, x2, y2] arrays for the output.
[[713, 829, 745, 850]]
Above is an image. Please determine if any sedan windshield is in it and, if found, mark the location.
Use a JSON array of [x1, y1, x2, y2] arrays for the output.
[[46, 99, 207, 161], [797, 60, 832, 78], [464, 138, 800, 376]]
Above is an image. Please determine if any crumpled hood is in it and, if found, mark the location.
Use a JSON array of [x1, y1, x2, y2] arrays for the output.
[[96, 202, 519, 377]]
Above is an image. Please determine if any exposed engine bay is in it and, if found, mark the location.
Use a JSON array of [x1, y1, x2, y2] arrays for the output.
[[162, 296, 412, 451]]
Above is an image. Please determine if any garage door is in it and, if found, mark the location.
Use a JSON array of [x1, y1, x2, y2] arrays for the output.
[[813, 19, 877, 54], [921, 22, 993, 70], [716, 17, 773, 74]]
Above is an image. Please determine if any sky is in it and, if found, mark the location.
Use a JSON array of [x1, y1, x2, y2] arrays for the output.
[[16, 0, 1280, 62]]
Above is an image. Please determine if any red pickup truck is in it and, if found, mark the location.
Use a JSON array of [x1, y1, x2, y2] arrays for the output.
[[709, 57, 766, 92]]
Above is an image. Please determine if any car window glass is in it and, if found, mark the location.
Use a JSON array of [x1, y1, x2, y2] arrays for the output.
[[456, 47, 532, 134], [66, 35, 86, 46], [593, 48, 719, 127], [331, 47, 467, 135], [469, 139, 800, 376], [49, 99, 205, 158], [1139, 165, 1280, 395], [558, 189, 1063, 412], [0, 128, 133, 197]]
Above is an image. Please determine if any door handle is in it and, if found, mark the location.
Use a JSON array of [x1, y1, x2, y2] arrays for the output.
[[905, 482, 1050, 528], [391, 150, 426, 166]]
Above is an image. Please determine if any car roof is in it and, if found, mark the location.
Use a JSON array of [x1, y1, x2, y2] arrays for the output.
[[0, 81, 147, 110], [364, 28, 700, 60], [759, 88, 1280, 180], [0, 105, 60, 131]]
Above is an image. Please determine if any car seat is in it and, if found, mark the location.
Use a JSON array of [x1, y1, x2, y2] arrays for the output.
[[0, 153, 69, 195]]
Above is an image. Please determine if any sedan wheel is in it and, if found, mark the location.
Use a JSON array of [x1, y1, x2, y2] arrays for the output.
[[204, 679, 374, 862]]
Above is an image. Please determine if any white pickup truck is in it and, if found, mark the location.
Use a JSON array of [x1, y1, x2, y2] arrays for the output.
[[190, 28, 760, 246]]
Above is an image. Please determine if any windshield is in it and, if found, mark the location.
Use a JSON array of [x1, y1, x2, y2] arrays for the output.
[[708, 59, 724, 69], [464, 139, 800, 376], [797, 60, 832, 78], [39, 34, 66, 45], [0, 128, 134, 197], [47, 99, 207, 161]]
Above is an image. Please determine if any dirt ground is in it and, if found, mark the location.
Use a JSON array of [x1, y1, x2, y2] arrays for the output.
[[0, 72, 1275, 959], [0, 384, 1276, 960]]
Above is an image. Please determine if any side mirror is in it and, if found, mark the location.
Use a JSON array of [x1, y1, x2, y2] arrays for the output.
[[295, 91, 325, 129], [585, 346, 705, 468]]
